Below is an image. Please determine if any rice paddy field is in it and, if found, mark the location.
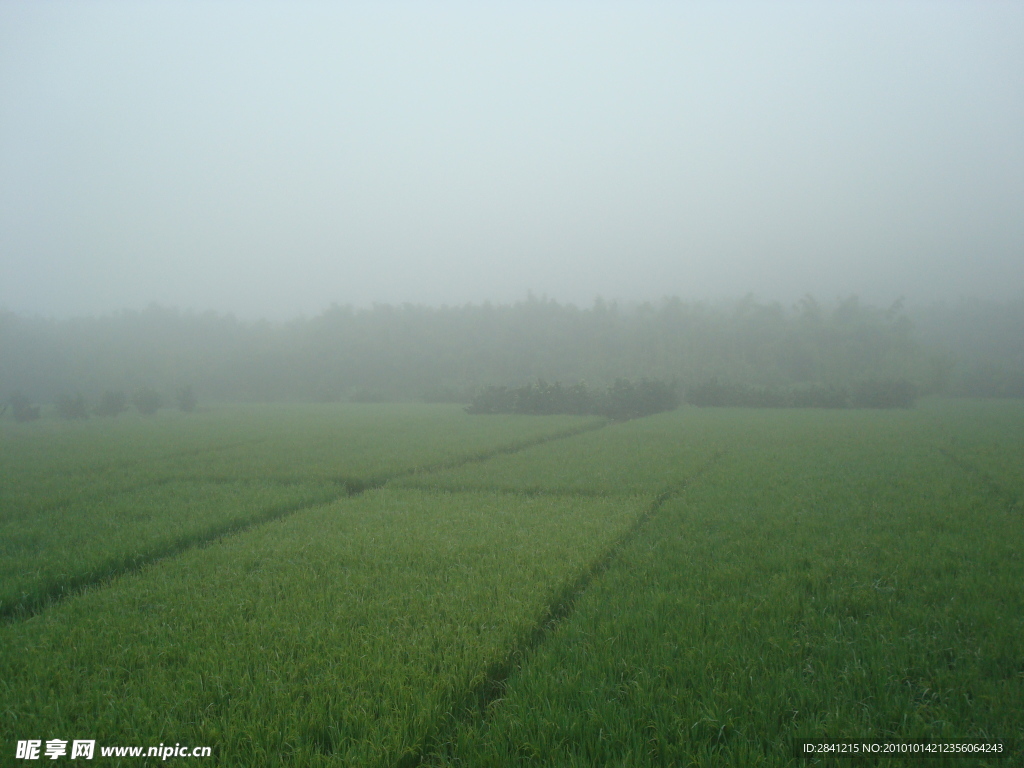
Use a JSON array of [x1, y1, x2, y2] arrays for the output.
[[1, 400, 1022, 766]]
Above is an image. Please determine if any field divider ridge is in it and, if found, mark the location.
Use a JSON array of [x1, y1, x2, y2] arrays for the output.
[[397, 448, 727, 768], [2, 419, 611, 624]]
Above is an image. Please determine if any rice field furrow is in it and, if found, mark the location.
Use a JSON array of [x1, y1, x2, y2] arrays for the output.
[[400, 409, 726, 496], [419, 411, 1024, 767], [0, 490, 653, 767], [1, 405, 603, 514], [0, 410, 610, 623], [404, 450, 728, 767], [0, 482, 349, 622], [3, 399, 1021, 765], [387, 418, 610, 482]]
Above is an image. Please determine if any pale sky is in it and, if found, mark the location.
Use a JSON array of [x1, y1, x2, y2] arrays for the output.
[[1, 1, 1022, 320]]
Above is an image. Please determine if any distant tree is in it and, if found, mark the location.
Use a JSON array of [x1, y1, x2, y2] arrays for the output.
[[685, 379, 736, 407], [9, 392, 40, 422], [4, 295, 992, 405], [133, 386, 162, 416], [958, 363, 1024, 398], [603, 379, 641, 420], [176, 385, 197, 413], [465, 386, 517, 415], [56, 393, 88, 420], [619, 378, 679, 419], [789, 383, 849, 409], [95, 390, 128, 417]]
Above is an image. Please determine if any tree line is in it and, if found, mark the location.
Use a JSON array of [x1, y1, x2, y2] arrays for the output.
[[1, 295, 1021, 417]]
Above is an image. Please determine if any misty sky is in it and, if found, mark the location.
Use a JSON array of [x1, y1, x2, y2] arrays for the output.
[[1, 2, 1022, 320]]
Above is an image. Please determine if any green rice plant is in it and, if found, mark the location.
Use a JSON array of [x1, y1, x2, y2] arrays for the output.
[[0, 489, 652, 767], [422, 408, 1024, 767], [929, 399, 1024, 505], [0, 404, 602, 617], [0, 480, 341, 618], [162, 404, 603, 485], [0, 404, 600, 514], [0, 411, 257, 516], [5, 399, 1019, 765], [399, 408, 729, 496], [405, 403, 955, 497]]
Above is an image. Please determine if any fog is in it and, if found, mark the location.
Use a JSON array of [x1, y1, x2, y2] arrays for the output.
[[1, 2, 1022, 321]]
